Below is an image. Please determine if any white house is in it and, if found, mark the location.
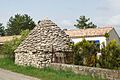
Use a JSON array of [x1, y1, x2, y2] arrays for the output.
[[65, 27, 120, 49]]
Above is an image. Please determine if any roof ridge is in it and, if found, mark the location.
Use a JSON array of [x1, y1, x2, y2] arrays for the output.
[[102, 26, 113, 28], [66, 27, 113, 31]]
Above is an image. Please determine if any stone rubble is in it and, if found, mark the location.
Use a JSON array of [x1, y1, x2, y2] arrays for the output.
[[15, 20, 73, 68]]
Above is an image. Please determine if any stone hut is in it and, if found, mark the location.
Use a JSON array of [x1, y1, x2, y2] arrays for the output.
[[15, 20, 73, 68]]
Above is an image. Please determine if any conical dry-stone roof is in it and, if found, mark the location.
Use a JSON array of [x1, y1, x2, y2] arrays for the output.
[[15, 20, 73, 68], [15, 20, 72, 52]]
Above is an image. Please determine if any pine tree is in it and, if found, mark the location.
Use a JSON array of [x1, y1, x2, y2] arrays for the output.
[[0, 23, 5, 36], [6, 14, 35, 35], [74, 16, 97, 29]]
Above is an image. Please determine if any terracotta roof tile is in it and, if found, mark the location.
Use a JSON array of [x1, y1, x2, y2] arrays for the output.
[[65, 27, 113, 37], [0, 35, 21, 43]]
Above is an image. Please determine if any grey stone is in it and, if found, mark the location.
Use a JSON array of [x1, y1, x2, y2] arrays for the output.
[[15, 20, 73, 68]]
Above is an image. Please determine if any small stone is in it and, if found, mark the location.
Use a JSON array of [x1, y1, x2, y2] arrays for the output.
[[15, 19, 73, 68]]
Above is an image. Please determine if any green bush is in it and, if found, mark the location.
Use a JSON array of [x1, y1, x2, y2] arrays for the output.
[[72, 42, 83, 65], [73, 39, 120, 69], [99, 40, 120, 69], [0, 29, 30, 58], [1, 37, 21, 57], [73, 39, 99, 67]]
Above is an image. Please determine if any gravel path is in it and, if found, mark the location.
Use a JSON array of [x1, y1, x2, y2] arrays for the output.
[[0, 68, 40, 80]]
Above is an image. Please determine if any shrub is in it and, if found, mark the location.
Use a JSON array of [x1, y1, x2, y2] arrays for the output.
[[1, 37, 21, 57], [72, 39, 120, 69], [73, 39, 99, 67], [0, 29, 30, 59], [99, 40, 120, 69]]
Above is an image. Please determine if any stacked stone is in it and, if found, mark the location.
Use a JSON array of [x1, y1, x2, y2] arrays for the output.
[[50, 63, 120, 80], [15, 20, 73, 68]]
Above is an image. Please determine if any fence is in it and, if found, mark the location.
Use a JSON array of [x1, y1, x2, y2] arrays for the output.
[[49, 63, 120, 80]]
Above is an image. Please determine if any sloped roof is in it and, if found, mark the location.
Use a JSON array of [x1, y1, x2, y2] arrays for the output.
[[15, 20, 72, 53], [0, 35, 21, 43], [65, 27, 113, 38]]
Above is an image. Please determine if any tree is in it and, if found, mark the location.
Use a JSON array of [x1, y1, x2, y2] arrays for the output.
[[99, 40, 120, 69], [1, 29, 30, 59], [0, 23, 5, 36], [74, 16, 97, 29], [6, 14, 35, 35], [73, 39, 99, 67]]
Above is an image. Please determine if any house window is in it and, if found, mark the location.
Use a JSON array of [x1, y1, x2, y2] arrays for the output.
[[94, 40, 100, 49], [88, 40, 100, 49]]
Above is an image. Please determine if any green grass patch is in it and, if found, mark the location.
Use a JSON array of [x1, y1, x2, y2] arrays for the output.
[[0, 57, 103, 80]]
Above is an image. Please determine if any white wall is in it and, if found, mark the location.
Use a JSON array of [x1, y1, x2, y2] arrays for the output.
[[72, 36, 106, 49]]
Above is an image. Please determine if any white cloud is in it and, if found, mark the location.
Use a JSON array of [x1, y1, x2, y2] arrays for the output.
[[57, 20, 76, 29], [105, 14, 120, 37], [97, 0, 120, 13], [96, 0, 120, 26], [107, 0, 120, 9], [108, 15, 120, 25], [61, 20, 74, 27]]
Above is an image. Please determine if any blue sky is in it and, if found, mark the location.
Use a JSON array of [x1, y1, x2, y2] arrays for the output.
[[0, 0, 120, 35]]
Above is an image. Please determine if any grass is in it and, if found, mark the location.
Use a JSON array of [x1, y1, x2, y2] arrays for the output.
[[0, 57, 103, 80]]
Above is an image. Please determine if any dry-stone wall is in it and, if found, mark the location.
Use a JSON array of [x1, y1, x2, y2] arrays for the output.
[[50, 63, 120, 80], [15, 20, 73, 68]]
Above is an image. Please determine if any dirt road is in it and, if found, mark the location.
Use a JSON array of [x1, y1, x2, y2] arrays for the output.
[[0, 68, 40, 80]]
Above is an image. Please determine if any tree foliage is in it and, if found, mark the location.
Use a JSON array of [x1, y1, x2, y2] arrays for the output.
[[104, 32, 109, 38], [6, 14, 35, 35], [99, 40, 120, 69], [73, 39, 99, 67], [74, 16, 97, 29], [73, 39, 120, 69], [1, 29, 30, 59], [0, 23, 5, 36]]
